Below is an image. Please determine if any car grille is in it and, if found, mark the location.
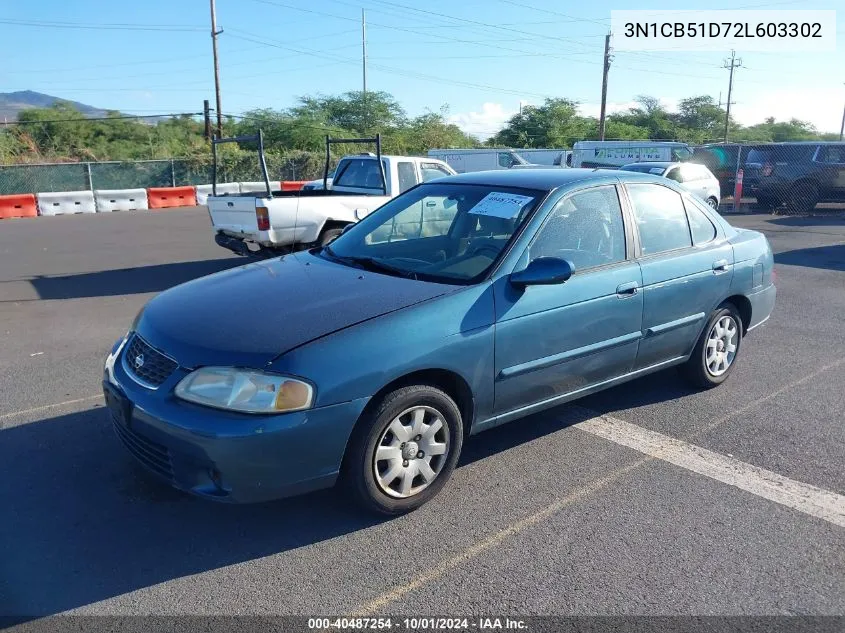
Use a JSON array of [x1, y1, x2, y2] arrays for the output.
[[111, 414, 175, 482], [123, 334, 178, 388]]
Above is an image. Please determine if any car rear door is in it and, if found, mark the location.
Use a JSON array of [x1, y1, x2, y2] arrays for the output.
[[624, 182, 734, 370], [493, 184, 642, 415]]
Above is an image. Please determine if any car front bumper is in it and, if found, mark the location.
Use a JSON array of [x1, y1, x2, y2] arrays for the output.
[[104, 339, 369, 503]]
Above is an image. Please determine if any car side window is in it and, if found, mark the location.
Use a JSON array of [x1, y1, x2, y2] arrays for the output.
[[420, 163, 452, 182], [666, 168, 684, 183], [684, 197, 717, 245], [817, 146, 845, 164], [497, 152, 516, 168], [528, 185, 626, 271], [627, 183, 693, 256], [397, 162, 417, 193]]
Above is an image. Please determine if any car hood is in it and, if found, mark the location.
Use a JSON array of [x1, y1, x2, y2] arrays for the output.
[[134, 252, 456, 369]]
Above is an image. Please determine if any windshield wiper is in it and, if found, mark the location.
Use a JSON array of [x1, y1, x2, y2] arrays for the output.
[[344, 256, 418, 280], [322, 246, 418, 279]]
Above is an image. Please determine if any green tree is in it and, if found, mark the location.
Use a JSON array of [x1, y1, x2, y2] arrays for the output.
[[673, 96, 727, 143], [490, 98, 593, 148]]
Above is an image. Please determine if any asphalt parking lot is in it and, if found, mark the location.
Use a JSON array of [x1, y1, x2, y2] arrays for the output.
[[1, 207, 843, 619]]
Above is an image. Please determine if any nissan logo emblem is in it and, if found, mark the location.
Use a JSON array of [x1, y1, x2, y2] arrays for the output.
[[134, 354, 145, 369]]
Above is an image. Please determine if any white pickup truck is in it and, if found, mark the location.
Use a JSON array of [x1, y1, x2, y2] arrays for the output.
[[207, 134, 455, 256]]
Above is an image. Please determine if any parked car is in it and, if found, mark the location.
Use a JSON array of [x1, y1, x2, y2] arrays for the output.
[[207, 134, 456, 256], [743, 142, 845, 213], [570, 141, 692, 168], [620, 161, 721, 209], [104, 168, 776, 514], [301, 168, 336, 191]]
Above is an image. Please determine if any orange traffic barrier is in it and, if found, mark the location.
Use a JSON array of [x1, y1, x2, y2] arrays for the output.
[[0, 193, 38, 219], [146, 186, 197, 209], [281, 180, 308, 192]]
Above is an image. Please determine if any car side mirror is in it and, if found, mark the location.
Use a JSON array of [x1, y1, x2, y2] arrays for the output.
[[510, 257, 573, 287]]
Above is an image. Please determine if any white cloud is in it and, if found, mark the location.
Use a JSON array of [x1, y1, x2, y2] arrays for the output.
[[731, 88, 844, 134], [448, 102, 517, 140]]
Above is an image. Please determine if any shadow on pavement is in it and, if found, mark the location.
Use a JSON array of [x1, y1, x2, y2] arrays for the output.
[[769, 216, 845, 228], [774, 244, 845, 272], [0, 400, 600, 618], [28, 258, 246, 300]]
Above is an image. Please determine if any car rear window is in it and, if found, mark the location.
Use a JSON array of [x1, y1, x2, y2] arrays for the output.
[[334, 158, 388, 190]]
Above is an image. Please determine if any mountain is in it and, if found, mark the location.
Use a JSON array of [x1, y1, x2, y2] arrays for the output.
[[0, 91, 111, 121]]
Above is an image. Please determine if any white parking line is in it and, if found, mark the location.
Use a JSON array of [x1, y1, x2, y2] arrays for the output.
[[0, 394, 102, 422], [578, 414, 845, 528]]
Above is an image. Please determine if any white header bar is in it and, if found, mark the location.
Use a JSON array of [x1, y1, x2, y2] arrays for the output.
[[610, 10, 836, 52]]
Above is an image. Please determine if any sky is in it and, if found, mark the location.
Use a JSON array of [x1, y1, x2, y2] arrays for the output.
[[3, 0, 844, 139]]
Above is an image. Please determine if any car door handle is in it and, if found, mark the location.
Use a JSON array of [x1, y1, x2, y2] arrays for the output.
[[616, 281, 639, 297], [712, 259, 729, 273]]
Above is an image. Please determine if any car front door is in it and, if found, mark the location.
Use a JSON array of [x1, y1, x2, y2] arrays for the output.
[[625, 182, 734, 370], [493, 184, 643, 415]]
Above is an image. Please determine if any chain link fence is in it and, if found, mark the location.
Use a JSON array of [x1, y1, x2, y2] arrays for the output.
[[689, 141, 845, 215], [0, 153, 327, 196]]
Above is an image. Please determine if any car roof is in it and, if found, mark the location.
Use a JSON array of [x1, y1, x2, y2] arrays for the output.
[[441, 168, 616, 190], [439, 168, 671, 192], [620, 161, 677, 169]]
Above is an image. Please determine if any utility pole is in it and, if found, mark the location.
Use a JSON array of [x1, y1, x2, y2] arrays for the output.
[[598, 32, 612, 141], [722, 50, 741, 142], [362, 8, 368, 131], [210, 0, 223, 138], [203, 99, 211, 140], [840, 83, 845, 141]]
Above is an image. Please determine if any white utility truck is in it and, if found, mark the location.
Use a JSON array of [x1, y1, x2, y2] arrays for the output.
[[426, 148, 532, 173], [570, 141, 692, 169], [207, 133, 455, 256]]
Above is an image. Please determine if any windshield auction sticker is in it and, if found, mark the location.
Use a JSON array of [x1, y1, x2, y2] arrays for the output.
[[469, 192, 534, 219], [610, 10, 836, 51]]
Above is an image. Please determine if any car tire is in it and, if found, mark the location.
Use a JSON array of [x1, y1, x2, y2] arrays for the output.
[[319, 227, 344, 246], [343, 385, 463, 515], [785, 181, 819, 215], [682, 303, 743, 389], [706, 197, 719, 210]]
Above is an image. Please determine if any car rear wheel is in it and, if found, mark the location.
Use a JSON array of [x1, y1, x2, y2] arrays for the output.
[[706, 197, 719, 210], [682, 304, 743, 389], [785, 181, 819, 215], [343, 385, 463, 514]]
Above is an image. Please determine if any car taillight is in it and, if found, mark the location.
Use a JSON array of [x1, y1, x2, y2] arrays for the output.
[[256, 206, 270, 231], [761, 163, 774, 177]]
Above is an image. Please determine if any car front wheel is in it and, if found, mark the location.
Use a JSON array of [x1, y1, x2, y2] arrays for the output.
[[682, 304, 743, 388], [706, 197, 719, 210], [343, 385, 463, 514]]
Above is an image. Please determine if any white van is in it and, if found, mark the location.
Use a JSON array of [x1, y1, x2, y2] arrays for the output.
[[516, 148, 571, 166], [571, 141, 692, 169], [427, 148, 531, 173]]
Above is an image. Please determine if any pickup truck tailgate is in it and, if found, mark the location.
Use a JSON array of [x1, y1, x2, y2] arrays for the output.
[[208, 196, 259, 234]]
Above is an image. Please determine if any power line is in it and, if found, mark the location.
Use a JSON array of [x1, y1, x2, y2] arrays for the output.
[[0, 18, 205, 32]]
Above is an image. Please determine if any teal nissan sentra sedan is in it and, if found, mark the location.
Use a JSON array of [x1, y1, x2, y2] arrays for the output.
[[104, 169, 775, 514]]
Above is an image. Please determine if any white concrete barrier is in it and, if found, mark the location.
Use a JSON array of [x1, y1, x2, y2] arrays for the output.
[[195, 183, 239, 205], [36, 190, 96, 216], [93, 188, 149, 212], [239, 181, 280, 194]]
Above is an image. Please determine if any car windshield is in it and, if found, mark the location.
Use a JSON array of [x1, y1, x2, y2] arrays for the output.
[[672, 147, 693, 161], [323, 183, 545, 284]]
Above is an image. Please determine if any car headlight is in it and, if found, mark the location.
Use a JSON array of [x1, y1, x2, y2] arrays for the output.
[[175, 367, 314, 414]]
